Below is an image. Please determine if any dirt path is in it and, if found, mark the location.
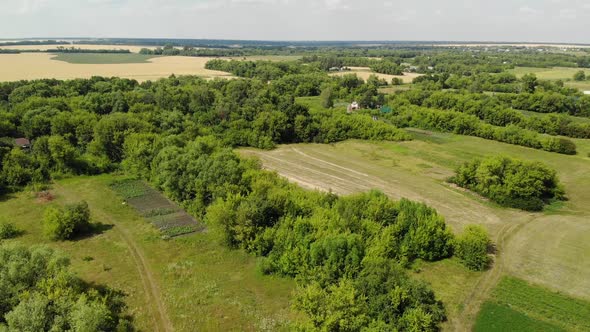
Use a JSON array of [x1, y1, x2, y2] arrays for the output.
[[450, 214, 535, 331], [53, 183, 174, 332]]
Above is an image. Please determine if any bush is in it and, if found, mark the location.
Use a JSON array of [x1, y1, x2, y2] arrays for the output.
[[450, 156, 565, 211], [0, 221, 21, 239], [43, 201, 91, 240], [454, 225, 491, 271]]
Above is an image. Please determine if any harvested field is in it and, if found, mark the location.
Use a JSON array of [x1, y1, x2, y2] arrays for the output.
[[329, 66, 421, 83], [110, 179, 204, 237], [0, 53, 234, 82], [0, 44, 156, 53]]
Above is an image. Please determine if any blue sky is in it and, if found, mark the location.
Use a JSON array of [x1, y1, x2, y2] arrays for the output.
[[0, 0, 588, 42]]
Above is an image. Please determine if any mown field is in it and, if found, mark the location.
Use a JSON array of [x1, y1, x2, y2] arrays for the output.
[[0, 175, 299, 331], [509, 66, 590, 80], [329, 66, 421, 83], [241, 107, 590, 330], [475, 277, 590, 331], [509, 66, 590, 91]]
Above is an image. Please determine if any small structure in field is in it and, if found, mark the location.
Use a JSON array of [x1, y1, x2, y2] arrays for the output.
[[584, 91, 590, 95], [14, 138, 31, 149], [347, 101, 360, 113]]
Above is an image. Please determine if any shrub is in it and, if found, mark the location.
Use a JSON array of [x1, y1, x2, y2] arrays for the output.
[[43, 201, 91, 240], [454, 225, 491, 271], [0, 222, 21, 239]]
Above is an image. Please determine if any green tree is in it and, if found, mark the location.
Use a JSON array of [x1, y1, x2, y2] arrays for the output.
[[43, 201, 91, 241], [521, 73, 538, 93], [320, 86, 335, 109], [573, 70, 586, 81], [454, 225, 492, 271]]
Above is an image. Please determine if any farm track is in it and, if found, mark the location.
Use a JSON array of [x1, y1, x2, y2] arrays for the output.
[[53, 183, 174, 332], [451, 214, 536, 331]]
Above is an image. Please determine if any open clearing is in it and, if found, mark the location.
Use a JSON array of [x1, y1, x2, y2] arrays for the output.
[[475, 277, 590, 331], [329, 66, 422, 83], [0, 53, 234, 82], [0, 175, 298, 331], [241, 129, 590, 330], [510, 66, 590, 81]]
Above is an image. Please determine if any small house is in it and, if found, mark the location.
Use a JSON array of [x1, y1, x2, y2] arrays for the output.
[[14, 138, 31, 149], [347, 101, 360, 113], [584, 91, 590, 95]]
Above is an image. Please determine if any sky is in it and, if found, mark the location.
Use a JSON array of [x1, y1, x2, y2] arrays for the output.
[[0, 0, 589, 43]]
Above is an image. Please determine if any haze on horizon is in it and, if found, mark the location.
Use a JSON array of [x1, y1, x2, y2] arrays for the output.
[[0, 0, 589, 43]]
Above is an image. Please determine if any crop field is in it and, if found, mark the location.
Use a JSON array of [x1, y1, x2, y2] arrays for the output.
[[110, 179, 204, 237], [241, 125, 590, 329], [0, 43, 155, 53], [475, 277, 590, 331], [0, 175, 298, 331], [329, 66, 422, 83], [0, 53, 235, 82], [51, 53, 159, 64]]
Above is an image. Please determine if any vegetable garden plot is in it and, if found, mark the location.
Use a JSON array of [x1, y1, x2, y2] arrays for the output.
[[110, 179, 204, 237]]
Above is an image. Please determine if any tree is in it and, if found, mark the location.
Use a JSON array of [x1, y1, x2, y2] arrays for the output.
[[43, 201, 91, 241], [454, 225, 492, 271], [320, 86, 335, 109], [521, 73, 538, 93], [573, 70, 586, 81]]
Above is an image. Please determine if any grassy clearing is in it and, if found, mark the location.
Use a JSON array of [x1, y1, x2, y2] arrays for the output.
[[475, 276, 590, 331], [51, 53, 159, 64], [0, 175, 299, 331], [509, 66, 590, 81], [329, 66, 421, 83]]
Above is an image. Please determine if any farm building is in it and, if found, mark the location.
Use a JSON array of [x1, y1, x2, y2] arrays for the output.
[[14, 138, 31, 149], [584, 91, 590, 95]]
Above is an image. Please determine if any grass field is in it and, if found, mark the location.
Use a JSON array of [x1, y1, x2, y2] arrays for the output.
[[0, 175, 299, 331], [240, 109, 590, 330], [329, 66, 422, 83], [475, 277, 590, 331], [509, 66, 590, 80], [51, 53, 159, 64], [0, 53, 234, 82]]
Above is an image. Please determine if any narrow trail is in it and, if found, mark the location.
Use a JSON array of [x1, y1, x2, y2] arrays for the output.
[[53, 183, 174, 332]]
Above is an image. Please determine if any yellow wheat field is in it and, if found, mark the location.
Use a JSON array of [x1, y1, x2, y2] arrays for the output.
[[0, 44, 155, 53], [0, 53, 234, 82]]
